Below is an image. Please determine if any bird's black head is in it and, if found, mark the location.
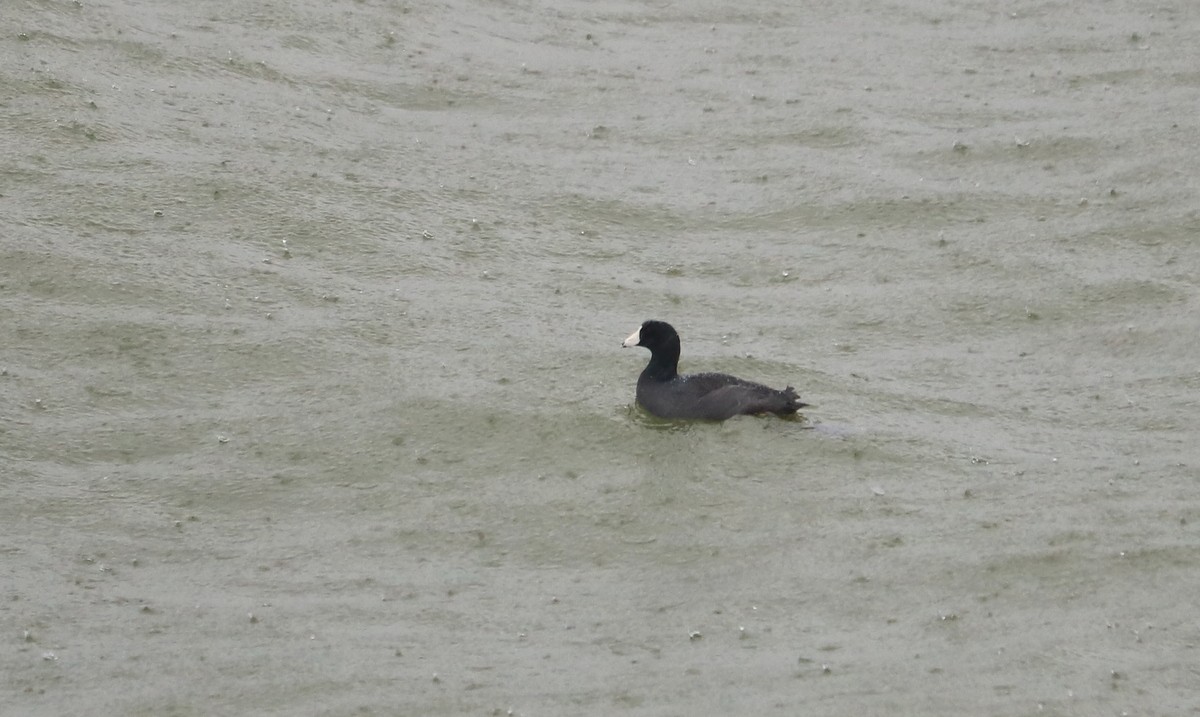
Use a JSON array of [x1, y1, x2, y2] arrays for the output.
[[631, 320, 677, 348], [624, 320, 681, 381], [622, 320, 682, 378], [622, 320, 679, 349]]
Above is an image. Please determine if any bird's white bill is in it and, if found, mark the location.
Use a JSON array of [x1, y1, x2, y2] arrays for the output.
[[622, 327, 641, 348]]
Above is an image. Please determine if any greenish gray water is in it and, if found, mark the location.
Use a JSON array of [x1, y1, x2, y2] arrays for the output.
[[2, 1, 1198, 715]]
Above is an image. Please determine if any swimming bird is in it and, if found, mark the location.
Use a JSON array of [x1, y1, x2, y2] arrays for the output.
[[622, 320, 808, 420]]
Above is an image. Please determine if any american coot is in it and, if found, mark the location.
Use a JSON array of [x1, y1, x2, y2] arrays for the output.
[[622, 320, 809, 421]]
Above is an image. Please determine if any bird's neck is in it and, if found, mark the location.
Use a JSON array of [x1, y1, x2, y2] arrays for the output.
[[643, 339, 680, 381]]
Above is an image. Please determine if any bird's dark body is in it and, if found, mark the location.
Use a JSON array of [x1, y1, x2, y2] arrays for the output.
[[624, 320, 808, 421]]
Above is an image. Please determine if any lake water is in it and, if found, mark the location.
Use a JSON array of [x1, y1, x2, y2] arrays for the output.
[[3, 1, 1198, 714]]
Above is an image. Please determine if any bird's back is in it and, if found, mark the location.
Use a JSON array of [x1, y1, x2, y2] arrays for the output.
[[637, 371, 806, 421]]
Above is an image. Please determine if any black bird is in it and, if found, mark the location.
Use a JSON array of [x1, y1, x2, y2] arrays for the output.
[[622, 320, 808, 421]]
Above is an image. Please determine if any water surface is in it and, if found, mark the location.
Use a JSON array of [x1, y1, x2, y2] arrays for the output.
[[2, 1, 1198, 714]]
